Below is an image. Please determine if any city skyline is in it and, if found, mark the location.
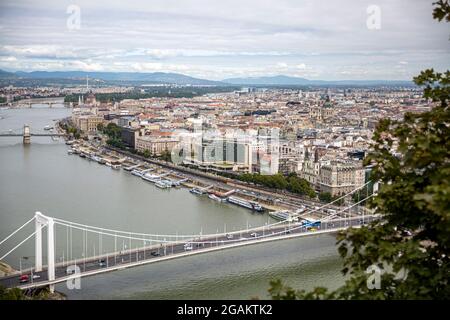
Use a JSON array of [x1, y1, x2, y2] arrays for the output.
[[0, 0, 449, 81]]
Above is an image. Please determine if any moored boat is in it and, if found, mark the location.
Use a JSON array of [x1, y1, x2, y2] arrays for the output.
[[155, 180, 171, 189], [142, 173, 160, 183], [131, 169, 144, 177], [268, 210, 298, 222], [227, 196, 263, 212], [190, 188, 204, 195]]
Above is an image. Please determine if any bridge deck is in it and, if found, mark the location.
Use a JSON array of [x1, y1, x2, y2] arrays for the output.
[[0, 215, 376, 290]]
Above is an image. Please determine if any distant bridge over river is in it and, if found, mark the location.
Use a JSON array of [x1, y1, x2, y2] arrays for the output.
[[0, 125, 66, 144], [9, 98, 70, 108]]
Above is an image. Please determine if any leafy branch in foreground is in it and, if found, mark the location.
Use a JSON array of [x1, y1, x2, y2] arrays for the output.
[[268, 1, 450, 300], [433, 0, 450, 22]]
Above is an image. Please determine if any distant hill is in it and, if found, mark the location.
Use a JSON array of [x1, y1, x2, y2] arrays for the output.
[[10, 70, 225, 86], [224, 75, 311, 85], [0, 69, 17, 79], [223, 75, 413, 86], [0, 69, 414, 87]]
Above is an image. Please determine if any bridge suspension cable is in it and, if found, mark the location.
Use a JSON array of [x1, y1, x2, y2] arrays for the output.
[[0, 216, 35, 247], [53, 193, 375, 246], [321, 194, 374, 221], [0, 193, 376, 286], [0, 222, 46, 261], [52, 180, 373, 240], [0, 182, 374, 268]]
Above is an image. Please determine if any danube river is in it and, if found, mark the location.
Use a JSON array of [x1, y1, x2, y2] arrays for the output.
[[0, 105, 345, 299]]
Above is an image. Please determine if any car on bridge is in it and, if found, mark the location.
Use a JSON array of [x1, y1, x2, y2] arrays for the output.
[[184, 243, 193, 250], [151, 251, 160, 257], [19, 274, 29, 283]]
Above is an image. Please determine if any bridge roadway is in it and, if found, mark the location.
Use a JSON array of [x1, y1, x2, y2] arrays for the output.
[[0, 215, 376, 289]]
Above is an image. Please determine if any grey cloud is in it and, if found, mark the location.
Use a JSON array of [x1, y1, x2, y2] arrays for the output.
[[0, 0, 448, 80]]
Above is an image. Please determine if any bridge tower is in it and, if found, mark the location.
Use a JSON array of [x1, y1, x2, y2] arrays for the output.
[[373, 182, 379, 194], [35, 212, 56, 293], [23, 125, 31, 144]]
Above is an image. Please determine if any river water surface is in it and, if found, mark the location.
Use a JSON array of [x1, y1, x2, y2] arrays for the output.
[[0, 105, 345, 299]]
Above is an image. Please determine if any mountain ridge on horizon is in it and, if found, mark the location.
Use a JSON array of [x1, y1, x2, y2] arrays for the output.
[[223, 74, 413, 86], [1, 70, 223, 86], [0, 69, 414, 86]]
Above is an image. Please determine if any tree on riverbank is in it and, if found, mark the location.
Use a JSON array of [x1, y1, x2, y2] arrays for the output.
[[159, 150, 172, 162], [64, 86, 240, 103], [318, 192, 344, 206], [269, 1, 450, 300], [0, 285, 25, 300], [60, 122, 81, 139], [238, 172, 315, 198], [99, 123, 124, 149], [0, 285, 66, 300]]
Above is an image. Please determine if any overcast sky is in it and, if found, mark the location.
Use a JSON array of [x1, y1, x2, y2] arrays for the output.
[[0, 0, 448, 80]]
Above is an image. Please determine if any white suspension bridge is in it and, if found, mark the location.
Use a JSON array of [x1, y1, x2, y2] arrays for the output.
[[0, 182, 378, 293]]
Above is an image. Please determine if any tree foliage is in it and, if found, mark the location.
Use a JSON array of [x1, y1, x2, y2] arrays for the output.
[[142, 149, 151, 158], [64, 86, 240, 103], [0, 285, 26, 300], [318, 192, 332, 203], [433, 0, 450, 22], [352, 181, 374, 206], [0, 285, 66, 300], [60, 122, 81, 139], [159, 150, 172, 162], [318, 192, 344, 205], [100, 123, 124, 148], [238, 172, 315, 198], [269, 2, 450, 300]]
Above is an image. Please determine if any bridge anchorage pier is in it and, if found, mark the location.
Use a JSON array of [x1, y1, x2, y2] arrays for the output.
[[23, 125, 31, 145], [35, 212, 56, 293]]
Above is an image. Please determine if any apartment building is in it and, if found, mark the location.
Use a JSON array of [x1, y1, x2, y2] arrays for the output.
[[318, 161, 365, 196], [182, 136, 254, 173], [72, 114, 104, 133], [135, 136, 180, 155]]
